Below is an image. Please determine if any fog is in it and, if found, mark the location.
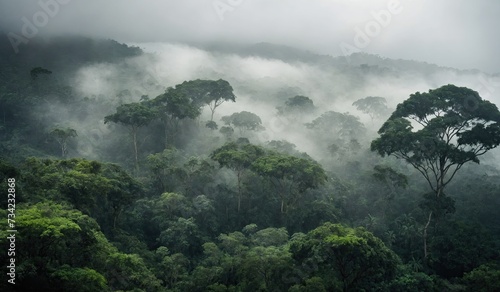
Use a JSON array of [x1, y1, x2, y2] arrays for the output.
[[47, 39, 496, 164], [1, 0, 500, 73], [1, 0, 500, 165]]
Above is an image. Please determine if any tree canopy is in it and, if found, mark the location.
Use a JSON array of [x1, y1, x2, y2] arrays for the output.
[[277, 95, 315, 116], [352, 96, 390, 120], [221, 111, 264, 133], [174, 79, 236, 121], [371, 84, 500, 258], [371, 84, 500, 197], [251, 152, 327, 213]]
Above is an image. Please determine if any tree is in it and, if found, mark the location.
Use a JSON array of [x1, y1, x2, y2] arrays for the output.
[[289, 223, 400, 291], [30, 66, 52, 80], [49, 127, 77, 157], [104, 101, 156, 171], [352, 96, 390, 120], [105, 252, 162, 291], [306, 111, 365, 140], [0, 201, 157, 291], [175, 79, 236, 121], [463, 263, 500, 292], [277, 95, 315, 116], [372, 165, 408, 200], [266, 140, 298, 155], [101, 163, 143, 229], [20, 158, 143, 232], [211, 142, 265, 212], [251, 152, 327, 213], [219, 126, 234, 140], [371, 84, 500, 258], [306, 111, 366, 157], [240, 246, 292, 291], [50, 265, 108, 292], [221, 111, 264, 134], [152, 84, 203, 147], [146, 148, 185, 193], [205, 120, 218, 130]]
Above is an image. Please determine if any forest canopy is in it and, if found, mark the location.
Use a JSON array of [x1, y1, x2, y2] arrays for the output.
[[0, 36, 499, 291]]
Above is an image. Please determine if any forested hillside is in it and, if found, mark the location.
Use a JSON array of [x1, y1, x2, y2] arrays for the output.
[[1, 36, 500, 291]]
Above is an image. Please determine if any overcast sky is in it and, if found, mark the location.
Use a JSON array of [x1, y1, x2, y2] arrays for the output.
[[1, 0, 499, 73]]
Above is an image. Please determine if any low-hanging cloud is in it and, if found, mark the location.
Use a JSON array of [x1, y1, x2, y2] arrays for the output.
[[1, 0, 499, 73]]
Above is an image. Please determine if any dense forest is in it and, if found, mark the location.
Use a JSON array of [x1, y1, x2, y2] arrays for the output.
[[1, 36, 500, 292]]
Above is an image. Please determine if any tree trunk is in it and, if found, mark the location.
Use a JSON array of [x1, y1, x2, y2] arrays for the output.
[[164, 120, 169, 149], [61, 141, 67, 158], [132, 127, 139, 172], [237, 171, 242, 213], [423, 211, 432, 258]]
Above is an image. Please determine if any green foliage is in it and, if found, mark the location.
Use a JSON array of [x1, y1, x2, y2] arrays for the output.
[[20, 157, 142, 231], [251, 227, 289, 247], [386, 265, 440, 292], [372, 84, 500, 195], [306, 110, 366, 139], [289, 222, 400, 291], [221, 111, 264, 133], [3, 36, 500, 292], [174, 79, 236, 121], [463, 263, 500, 292], [158, 217, 204, 256], [51, 265, 108, 292], [106, 252, 162, 292], [211, 142, 265, 212], [49, 127, 78, 157], [211, 142, 265, 172], [105, 101, 156, 169], [104, 101, 156, 129], [428, 221, 497, 278], [251, 152, 327, 213], [0, 201, 160, 291], [371, 84, 500, 258], [239, 246, 292, 291], [154, 86, 202, 121]]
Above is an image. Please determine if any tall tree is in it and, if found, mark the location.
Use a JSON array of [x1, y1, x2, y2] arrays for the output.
[[352, 96, 390, 120], [289, 222, 399, 291], [221, 111, 264, 134], [371, 84, 500, 258], [306, 111, 365, 140], [175, 79, 236, 121], [211, 142, 265, 212], [251, 152, 327, 213], [49, 127, 77, 157], [152, 85, 203, 147], [277, 95, 315, 116], [104, 101, 156, 171]]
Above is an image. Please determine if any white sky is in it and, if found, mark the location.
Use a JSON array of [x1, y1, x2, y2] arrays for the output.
[[1, 0, 499, 73]]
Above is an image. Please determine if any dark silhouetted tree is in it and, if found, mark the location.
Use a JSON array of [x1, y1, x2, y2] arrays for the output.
[[371, 84, 500, 258]]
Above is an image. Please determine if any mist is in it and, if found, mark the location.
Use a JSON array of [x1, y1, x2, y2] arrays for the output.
[[21, 38, 484, 169], [1, 0, 500, 73], [3, 2, 500, 290]]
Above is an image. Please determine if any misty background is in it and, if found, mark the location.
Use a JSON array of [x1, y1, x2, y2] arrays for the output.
[[1, 0, 500, 73], [1, 0, 500, 165]]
